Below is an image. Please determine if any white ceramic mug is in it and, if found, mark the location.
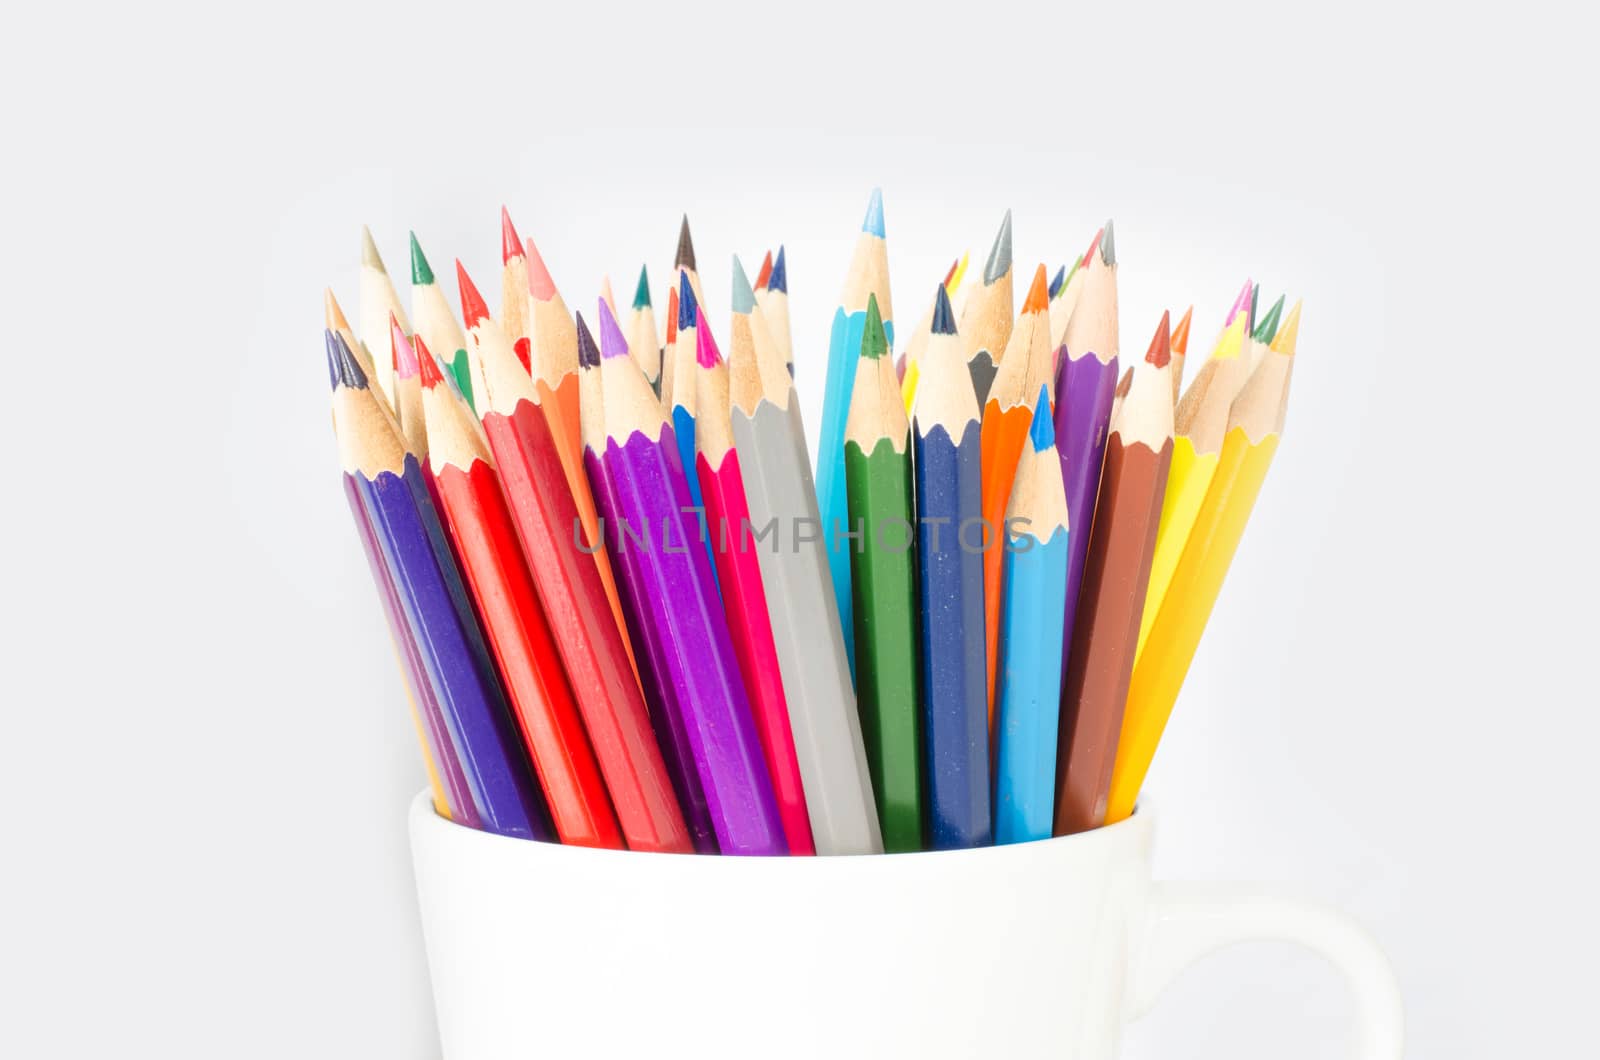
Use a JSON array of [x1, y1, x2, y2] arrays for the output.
[[409, 791, 1402, 1058]]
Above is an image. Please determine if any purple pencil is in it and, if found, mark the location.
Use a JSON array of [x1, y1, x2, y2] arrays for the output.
[[329, 331, 554, 841], [1052, 222, 1120, 678], [590, 299, 786, 856], [342, 473, 481, 829], [576, 315, 719, 853]]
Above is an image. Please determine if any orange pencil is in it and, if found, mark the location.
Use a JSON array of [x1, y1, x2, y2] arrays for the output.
[[978, 266, 1055, 729]]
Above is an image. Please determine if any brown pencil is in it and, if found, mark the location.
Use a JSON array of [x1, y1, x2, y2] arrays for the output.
[[1055, 312, 1175, 835]]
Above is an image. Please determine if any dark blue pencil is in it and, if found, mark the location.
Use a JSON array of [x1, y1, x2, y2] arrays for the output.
[[910, 287, 991, 849]]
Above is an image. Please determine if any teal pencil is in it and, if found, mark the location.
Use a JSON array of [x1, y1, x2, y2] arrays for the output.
[[814, 189, 893, 682], [993, 386, 1069, 844]]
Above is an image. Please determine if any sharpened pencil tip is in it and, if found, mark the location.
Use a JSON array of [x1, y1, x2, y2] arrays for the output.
[[328, 329, 369, 390], [324, 288, 351, 334], [456, 261, 491, 327], [1028, 384, 1054, 450], [575, 312, 601, 369], [677, 270, 698, 330], [754, 251, 773, 292], [597, 299, 630, 360], [862, 188, 886, 238], [1115, 365, 1134, 400], [1098, 220, 1116, 266], [414, 332, 444, 389], [500, 207, 524, 265], [1253, 294, 1286, 344], [665, 287, 679, 345], [984, 209, 1013, 285], [360, 226, 384, 270], [391, 314, 417, 378], [632, 265, 651, 309], [1048, 265, 1067, 300], [1145, 311, 1172, 368], [862, 294, 888, 360], [1022, 264, 1050, 314], [768, 245, 788, 293], [1271, 300, 1303, 355], [695, 306, 722, 368], [408, 232, 434, 286], [525, 237, 556, 301], [1247, 284, 1260, 333], [1226, 278, 1253, 326], [931, 284, 957, 335], [1171, 305, 1194, 355], [675, 215, 697, 271], [731, 255, 757, 314]]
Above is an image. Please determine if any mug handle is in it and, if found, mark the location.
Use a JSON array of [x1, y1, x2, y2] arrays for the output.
[[1128, 882, 1404, 1059]]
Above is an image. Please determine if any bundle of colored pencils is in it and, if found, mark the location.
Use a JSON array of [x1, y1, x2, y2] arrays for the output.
[[326, 194, 1302, 855]]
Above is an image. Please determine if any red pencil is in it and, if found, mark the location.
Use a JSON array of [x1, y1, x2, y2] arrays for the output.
[[417, 336, 623, 849], [462, 265, 692, 853]]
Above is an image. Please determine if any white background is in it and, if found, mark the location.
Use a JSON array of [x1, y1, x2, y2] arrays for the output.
[[3, 2, 1595, 1057]]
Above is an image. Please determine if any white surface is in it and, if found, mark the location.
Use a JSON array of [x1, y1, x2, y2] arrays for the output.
[[2, 2, 1594, 1058], [410, 791, 1400, 1059]]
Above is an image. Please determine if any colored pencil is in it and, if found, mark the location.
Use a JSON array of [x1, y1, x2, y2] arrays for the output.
[[666, 273, 719, 581], [359, 226, 410, 409], [593, 299, 785, 855], [674, 215, 705, 308], [329, 330, 553, 840], [1168, 305, 1194, 400], [1049, 227, 1102, 352], [417, 335, 624, 849], [1243, 292, 1286, 375], [979, 265, 1055, 729], [576, 316, 718, 852], [388, 316, 429, 457], [728, 259, 883, 856], [1056, 313, 1175, 835], [816, 189, 894, 679], [409, 232, 482, 413], [599, 274, 618, 318], [661, 284, 680, 403], [993, 387, 1069, 844], [328, 321, 473, 825], [499, 208, 534, 373], [911, 284, 991, 849], [755, 245, 793, 377], [960, 210, 1014, 405], [899, 254, 967, 413], [844, 293, 923, 852], [458, 276, 695, 854], [627, 265, 662, 393], [1109, 302, 1301, 823], [692, 293, 814, 855], [754, 250, 773, 292], [1134, 309, 1251, 662], [1053, 219, 1120, 688], [524, 233, 583, 459]]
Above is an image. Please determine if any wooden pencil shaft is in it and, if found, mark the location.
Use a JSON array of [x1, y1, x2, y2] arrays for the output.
[[845, 436, 924, 853], [480, 403, 693, 853], [432, 457, 624, 849], [913, 420, 992, 849], [732, 399, 884, 855], [359, 461, 553, 840], [1055, 435, 1171, 835], [344, 475, 479, 827]]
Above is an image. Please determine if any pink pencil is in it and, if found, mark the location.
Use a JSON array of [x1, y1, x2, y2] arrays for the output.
[[691, 304, 815, 855]]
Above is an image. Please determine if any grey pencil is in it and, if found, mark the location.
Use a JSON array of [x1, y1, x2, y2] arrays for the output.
[[727, 256, 883, 855]]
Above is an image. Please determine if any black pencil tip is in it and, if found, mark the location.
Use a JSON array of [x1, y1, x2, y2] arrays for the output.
[[931, 284, 957, 335], [575, 312, 601, 369]]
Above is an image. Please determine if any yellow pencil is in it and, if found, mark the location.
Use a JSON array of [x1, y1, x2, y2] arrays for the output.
[[1107, 301, 1301, 823]]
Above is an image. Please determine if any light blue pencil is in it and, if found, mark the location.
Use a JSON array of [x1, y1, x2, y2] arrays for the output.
[[994, 386, 1070, 845], [815, 189, 893, 681]]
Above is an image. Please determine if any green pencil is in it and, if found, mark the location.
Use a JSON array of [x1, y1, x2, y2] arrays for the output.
[[844, 293, 924, 852]]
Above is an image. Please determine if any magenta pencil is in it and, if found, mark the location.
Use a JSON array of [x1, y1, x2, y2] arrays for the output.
[[591, 299, 785, 856]]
